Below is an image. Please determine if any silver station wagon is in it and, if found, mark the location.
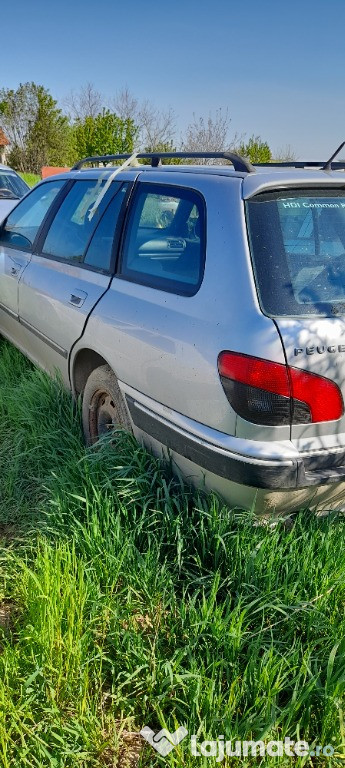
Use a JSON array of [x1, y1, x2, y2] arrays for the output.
[[2, 147, 345, 515]]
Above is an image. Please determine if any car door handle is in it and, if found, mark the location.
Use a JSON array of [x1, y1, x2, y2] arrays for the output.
[[69, 291, 87, 307], [11, 266, 19, 276]]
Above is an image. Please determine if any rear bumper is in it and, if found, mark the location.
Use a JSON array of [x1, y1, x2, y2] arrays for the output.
[[126, 395, 345, 491]]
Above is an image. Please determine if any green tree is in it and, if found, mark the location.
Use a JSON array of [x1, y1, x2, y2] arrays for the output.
[[141, 140, 182, 165], [74, 110, 137, 161], [0, 82, 35, 170], [26, 88, 75, 173], [0, 82, 74, 173], [237, 135, 272, 163]]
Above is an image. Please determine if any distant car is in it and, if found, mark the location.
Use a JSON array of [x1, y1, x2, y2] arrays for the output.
[[0, 165, 30, 221]]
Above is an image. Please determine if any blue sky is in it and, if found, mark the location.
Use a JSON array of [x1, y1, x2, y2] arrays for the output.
[[2, 0, 345, 159]]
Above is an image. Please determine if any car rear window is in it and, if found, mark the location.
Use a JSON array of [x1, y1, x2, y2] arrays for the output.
[[246, 189, 345, 316]]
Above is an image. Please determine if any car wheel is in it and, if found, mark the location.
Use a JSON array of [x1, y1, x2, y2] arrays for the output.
[[82, 364, 132, 445]]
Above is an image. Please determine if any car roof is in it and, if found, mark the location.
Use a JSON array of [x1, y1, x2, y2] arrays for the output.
[[242, 168, 345, 198], [39, 163, 345, 199], [0, 164, 19, 173], [50, 164, 247, 180]]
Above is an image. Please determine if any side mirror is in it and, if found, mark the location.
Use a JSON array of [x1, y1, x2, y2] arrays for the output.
[[0, 230, 32, 250]]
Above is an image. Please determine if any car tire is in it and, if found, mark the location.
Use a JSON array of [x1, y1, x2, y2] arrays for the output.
[[82, 364, 132, 445]]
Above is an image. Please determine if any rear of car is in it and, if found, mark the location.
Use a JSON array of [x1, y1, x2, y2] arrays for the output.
[[69, 163, 345, 515], [229, 172, 345, 512]]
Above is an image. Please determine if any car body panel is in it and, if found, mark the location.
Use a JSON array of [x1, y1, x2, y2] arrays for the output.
[[242, 168, 345, 199], [0, 198, 19, 222], [18, 254, 112, 383], [1, 159, 345, 512], [274, 316, 345, 450], [136, 429, 345, 514], [0, 243, 31, 339], [72, 171, 288, 437], [119, 380, 345, 514]]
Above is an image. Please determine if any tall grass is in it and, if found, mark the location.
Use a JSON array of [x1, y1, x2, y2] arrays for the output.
[[0, 340, 344, 766]]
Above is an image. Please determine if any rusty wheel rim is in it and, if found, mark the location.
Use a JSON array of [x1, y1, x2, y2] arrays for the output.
[[88, 389, 118, 442]]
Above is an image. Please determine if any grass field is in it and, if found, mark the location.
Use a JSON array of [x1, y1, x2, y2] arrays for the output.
[[18, 172, 41, 187], [0, 340, 345, 766]]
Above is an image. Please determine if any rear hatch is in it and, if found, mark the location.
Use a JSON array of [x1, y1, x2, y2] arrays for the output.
[[245, 184, 345, 452]]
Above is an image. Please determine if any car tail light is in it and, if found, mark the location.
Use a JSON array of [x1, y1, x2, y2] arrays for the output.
[[218, 351, 344, 426]]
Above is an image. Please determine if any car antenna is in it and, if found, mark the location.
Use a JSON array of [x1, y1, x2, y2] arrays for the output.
[[322, 141, 345, 171]]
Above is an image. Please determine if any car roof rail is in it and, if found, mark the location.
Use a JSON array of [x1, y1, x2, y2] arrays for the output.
[[71, 151, 256, 174], [256, 142, 345, 171], [255, 161, 345, 169]]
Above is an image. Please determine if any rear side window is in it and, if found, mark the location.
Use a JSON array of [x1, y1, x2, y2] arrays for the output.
[[246, 189, 345, 316], [41, 179, 123, 263], [84, 183, 128, 271], [0, 180, 65, 250], [120, 183, 205, 295]]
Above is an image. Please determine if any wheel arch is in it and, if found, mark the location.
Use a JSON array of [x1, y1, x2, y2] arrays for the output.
[[71, 348, 113, 396]]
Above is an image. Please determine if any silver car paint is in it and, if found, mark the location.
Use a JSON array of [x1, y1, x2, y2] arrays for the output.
[[2, 163, 345, 512], [72, 171, 287, 434], [18, 255, 112, 383], [0, 244, 31, 339], [274, 316, 345, 450], [0, 199, 18, 222]]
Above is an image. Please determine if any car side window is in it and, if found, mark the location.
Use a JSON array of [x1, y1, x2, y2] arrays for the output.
[[0, 171, 29, 198], [121, 183, 205, 295], [0, 180, 65, 250], [84, 183, 128, 271], [41, 179, 122, 263]]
